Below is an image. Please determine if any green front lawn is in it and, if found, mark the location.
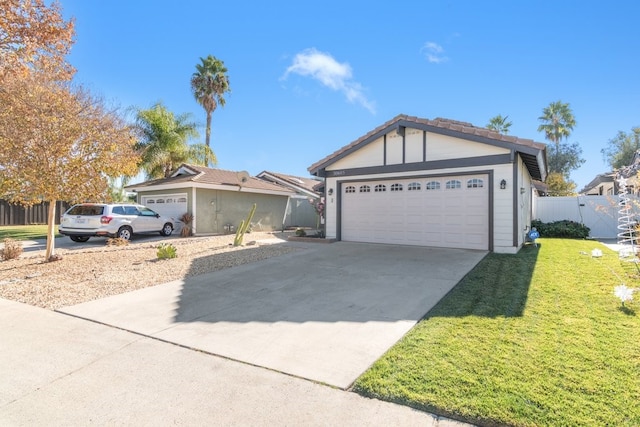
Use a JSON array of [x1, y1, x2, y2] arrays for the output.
[[0, 225, 60, 240], [354, 239, 640, 426]]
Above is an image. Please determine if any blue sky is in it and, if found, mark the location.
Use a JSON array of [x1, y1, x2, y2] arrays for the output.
[[59, 1, 640, 189]]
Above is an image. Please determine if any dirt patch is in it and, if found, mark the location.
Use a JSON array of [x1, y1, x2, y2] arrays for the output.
[[0, 232, 296, 310]]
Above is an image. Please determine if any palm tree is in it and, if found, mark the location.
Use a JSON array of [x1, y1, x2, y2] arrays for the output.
[[486, 114, 512, 134], [190, 55, 230, 154], [537, 100, 576, 147], [134, 102, 216, 179]]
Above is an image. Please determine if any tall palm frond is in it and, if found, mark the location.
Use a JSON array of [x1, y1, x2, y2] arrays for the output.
[[486, 114, 512, 134], [133, 102, 210, 179], [190, 55, 230, 154], [537, 100, 576, 146]]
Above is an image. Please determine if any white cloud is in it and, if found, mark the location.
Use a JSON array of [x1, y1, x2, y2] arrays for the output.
[[421, 41, 449, 64], [282, 48, 375, 114]]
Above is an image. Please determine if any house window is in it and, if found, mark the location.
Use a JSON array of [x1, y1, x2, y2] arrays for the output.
[[446, 180, 461, 189], [359, 185, 371, 193], [408, 182, 421, 191], [467, 178, 484, 188], [426, 181, 441, 190], [146, 200, 155, 204], [345, 186, 356, 193], [390, 183, 403, 192], [374, 184, 386, 192], [166, 198, 174, 203], [178, 197, 187, 203]]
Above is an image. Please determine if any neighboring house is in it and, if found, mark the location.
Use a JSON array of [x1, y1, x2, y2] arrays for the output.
[[308, 114, 547, 253], [256, 171, 323, 228], [125, 164, 294, 234], [579, 173, 616, 196], [581, 150, 640, 196]]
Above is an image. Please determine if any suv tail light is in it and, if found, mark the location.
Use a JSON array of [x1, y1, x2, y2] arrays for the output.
[[100, 216, 113, 224]]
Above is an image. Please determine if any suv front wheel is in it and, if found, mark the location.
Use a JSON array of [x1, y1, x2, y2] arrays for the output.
[[160, 223, 173, 236], [70, 236, 90, 243], [117, 226, 133, 241]]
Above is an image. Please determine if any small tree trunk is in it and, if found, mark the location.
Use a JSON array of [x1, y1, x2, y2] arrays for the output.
[[45, 200, 56, 261]]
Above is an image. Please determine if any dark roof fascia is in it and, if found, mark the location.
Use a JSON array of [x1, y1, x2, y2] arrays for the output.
[[124, 174, 194, 190], [309, 118, 547, 180], [256, 171, 320, 198], [579, 173, 615, 193]]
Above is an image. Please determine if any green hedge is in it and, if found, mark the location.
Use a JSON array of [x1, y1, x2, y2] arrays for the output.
[[531, 219, 590, 239]]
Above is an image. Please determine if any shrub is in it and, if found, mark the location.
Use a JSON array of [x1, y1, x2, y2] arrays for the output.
[[531, 219, 590, 239], [0, 238, 23, 261], [180, 212, 194, 237], [157, 243, 177, 259], [107, 237, 129, 246], [295, 228, 306, 237]]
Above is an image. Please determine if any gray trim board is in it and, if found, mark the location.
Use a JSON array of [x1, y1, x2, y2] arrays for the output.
[[402, 132, 406, 164], [336, 182, 342, 241], [383, 134, 387, 166], [423, 131, 426, 163], [512, 160, 518, 247], [326, 154, 511, 178]]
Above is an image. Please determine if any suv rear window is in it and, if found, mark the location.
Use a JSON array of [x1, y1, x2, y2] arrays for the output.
[[66, 205, 105, 216]]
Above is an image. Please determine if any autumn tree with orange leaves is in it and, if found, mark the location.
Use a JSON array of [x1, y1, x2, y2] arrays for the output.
[[0, 0, 140, 261], [0, 0, 75, 80]]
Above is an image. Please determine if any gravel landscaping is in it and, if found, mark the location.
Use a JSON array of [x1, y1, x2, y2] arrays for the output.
[[0, 232, 297, 310]]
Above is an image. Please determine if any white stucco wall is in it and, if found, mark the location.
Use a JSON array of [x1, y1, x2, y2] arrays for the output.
[[517, 155, 533, 247], [329, 127, 509, 171], [386, 133, 403, 165], [426, 132, 509, 161], [330, 136, 384, 170], [405, 129, 423, 163], [492, 163, 515, 252]]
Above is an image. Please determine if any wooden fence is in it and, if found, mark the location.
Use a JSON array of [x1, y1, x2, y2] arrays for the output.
[[0, 200, 70, 226]]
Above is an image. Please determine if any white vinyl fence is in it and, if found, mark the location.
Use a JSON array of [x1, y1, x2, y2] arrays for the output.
[[533, 195, 640, 239]]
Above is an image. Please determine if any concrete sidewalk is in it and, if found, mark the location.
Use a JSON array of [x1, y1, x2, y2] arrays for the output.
[[0, 298, 471, 426], [59, 242, 487, 389]]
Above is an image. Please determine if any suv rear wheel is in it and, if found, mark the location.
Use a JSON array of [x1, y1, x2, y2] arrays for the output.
[[70, 236, 90, 243], [117, 226, 133, 240]]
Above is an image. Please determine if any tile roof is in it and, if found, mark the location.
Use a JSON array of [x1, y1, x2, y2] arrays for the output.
[[308, 114, 547, 180], [126, 164, 294, 194], [257, 171, 322, 195]]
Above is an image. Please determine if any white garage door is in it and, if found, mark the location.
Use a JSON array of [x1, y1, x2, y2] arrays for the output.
[[341, 175, 489, 250], [141, 194, 188, 222]]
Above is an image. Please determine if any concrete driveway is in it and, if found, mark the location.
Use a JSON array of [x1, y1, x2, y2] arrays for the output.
[[60, 241, 487, 389]]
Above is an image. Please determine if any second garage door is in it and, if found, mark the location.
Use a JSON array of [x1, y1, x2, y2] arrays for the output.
[[141, 194, 188, 221], [341, 175, 489, 250]]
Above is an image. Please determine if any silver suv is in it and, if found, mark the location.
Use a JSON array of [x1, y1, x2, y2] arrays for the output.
[[59, 203, 174, 242]]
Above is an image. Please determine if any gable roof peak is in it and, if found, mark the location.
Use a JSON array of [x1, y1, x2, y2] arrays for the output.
[[308, 113, 547, 181]]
